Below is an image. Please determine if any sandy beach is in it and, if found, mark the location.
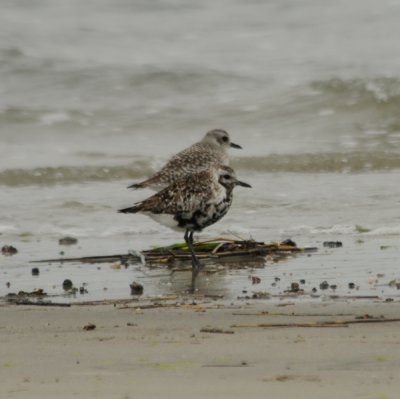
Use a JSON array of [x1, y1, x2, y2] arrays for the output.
[[1, 1, 400, 398], [1, 299, 399, 399]]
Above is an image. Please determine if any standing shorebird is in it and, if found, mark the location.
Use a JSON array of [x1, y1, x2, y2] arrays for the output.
[[127, 129, 242, 190], [119, 165, 251, 291]]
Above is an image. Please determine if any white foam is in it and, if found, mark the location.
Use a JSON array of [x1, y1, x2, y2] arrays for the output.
[[0, 224, 17, 233], [39, 112, 70, 126], [365, 226, 400, 236], [366, 82, 388, 102]]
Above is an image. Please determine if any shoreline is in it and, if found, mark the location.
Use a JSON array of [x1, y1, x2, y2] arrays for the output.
[[2, 233, 399, 305], [1, 299, 399, 399]]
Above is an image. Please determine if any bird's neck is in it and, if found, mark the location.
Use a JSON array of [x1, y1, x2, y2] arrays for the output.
[[218, 181, 234, 197]]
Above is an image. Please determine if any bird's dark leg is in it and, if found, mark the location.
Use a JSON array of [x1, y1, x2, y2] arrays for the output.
[[184, 229, 201, 292], [184, 229, 200, 269]]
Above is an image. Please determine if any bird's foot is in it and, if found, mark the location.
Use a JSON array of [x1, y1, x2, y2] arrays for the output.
[[192, 259, 202, 272], [190, 260, 202, 293]]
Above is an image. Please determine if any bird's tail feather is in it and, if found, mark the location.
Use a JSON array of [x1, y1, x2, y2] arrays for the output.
[[118, 204, 142, 213], [127, 182, 144, 190]]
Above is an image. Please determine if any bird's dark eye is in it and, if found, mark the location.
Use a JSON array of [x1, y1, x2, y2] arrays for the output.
[[223, 174, 231, 179], [222, 136, 228, 142]]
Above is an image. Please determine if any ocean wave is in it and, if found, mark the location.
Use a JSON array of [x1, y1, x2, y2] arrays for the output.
[[0, 161, 152, 187], [0, 106, 91, 125], [1, 151, 399, 186], [311, 77, 400, 106], [234, 152, 400, 173], [288, 224, 400, 237], [1, 58, 246, 97]]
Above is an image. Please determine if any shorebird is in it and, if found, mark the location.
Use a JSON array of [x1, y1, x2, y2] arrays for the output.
[[127, 129, 241, 190], [119, 165, 251, 291]]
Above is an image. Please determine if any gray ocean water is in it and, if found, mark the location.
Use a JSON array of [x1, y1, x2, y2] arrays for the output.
[[1, 0, 399, 302]]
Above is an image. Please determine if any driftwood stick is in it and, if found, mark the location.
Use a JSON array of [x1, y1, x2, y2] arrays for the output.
[[231, 318, 400, 329], [13, 300, 71, 307], [231, 322, 348, 328], [200, 327, 235, 334], [340, 318, 400, 325], [31, 253, 141, 264], [231, 312, 354, 317]]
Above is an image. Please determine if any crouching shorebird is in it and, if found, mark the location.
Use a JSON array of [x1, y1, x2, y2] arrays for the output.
[[127, 129, 242, 190], [119, 165, 251, 291]]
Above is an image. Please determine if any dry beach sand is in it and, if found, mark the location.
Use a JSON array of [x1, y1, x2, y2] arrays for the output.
[[1, 299, 400, 399], [2, 1, 400, 398]]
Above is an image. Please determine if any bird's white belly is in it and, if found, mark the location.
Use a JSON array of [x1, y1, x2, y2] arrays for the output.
[[144, 212, 183, 232]]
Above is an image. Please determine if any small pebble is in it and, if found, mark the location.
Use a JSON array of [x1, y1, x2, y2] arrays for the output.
[[59, 237, 78, 246], [290, 282, 300, 292], [62, 279, 73, 291], [319, 281, 329, 290], [348, 282, 355, 289], [323, 241, 343, 248], [300, 279, 306, 284], [130, 281, 144, 295], [83, 323, 96, 331], [1, 245, 18, 256], [311, 287, 317, 293], [31, 267, 40, 276], [251, 276, 261, 285], [79, 286, 88, 295]]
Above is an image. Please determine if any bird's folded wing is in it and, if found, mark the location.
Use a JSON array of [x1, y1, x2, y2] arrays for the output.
[[138, 174, 214, 214]]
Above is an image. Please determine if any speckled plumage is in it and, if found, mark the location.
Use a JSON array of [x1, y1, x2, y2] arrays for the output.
[[120, 165, 251, 291], [120, 166, 250, 233], [128, 129, 241, 190]]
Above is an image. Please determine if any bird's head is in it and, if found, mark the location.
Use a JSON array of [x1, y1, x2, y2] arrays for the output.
[[217, 165, 251, 189], [203, 129, 242, 150]]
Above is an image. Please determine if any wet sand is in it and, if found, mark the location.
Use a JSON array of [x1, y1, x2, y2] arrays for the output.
[[1, 299, 399, 399]]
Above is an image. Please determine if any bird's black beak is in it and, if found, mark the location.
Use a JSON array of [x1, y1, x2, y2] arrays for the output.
[[236, 180, 252, 188], [230, 142, 242, 149]]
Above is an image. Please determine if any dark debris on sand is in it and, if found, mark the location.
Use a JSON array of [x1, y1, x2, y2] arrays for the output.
[[2, 245, 18, 256], [31, 238, 317, 266]]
